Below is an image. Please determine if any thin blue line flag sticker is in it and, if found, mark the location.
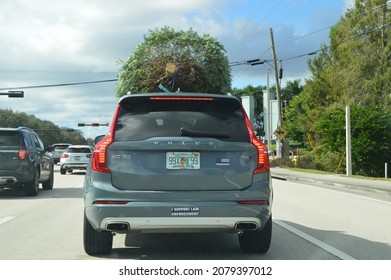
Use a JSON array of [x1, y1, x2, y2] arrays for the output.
[[216, 158, 230, 166]]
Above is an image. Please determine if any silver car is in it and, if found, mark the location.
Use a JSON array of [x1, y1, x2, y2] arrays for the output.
[[51, 143, 72, 164], [83, 93, 272, 255], [60, 145, 93, 174]]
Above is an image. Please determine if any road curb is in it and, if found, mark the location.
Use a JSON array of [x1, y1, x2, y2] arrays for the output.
[[271, 173, 391, 197]]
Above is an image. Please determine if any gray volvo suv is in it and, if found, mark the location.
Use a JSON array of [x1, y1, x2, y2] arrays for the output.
[[83, 93, 272, 255]]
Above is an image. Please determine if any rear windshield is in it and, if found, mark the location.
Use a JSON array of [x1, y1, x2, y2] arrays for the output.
[[0, 131, 22, 146], [114, 96, 250, 142], [53, 144, 70, 150], [67, 147, 92, 153]]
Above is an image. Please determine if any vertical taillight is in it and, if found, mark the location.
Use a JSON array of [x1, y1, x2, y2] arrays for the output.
[[91, 134, 113, 174], [18, 148, 28, 160], [241, 107, 270, 174], [251, 136, 270, 174], [91, 104, 120, 174]]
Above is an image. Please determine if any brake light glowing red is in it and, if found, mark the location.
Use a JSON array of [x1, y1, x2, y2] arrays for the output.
[[18, 148, 28, 160], [61, 153, 69, 158], [241, 107, 270, 174], [149, 97, 214, 101]]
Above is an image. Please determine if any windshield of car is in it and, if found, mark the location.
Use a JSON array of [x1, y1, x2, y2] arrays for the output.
[[66, 147, 91, 153], [0, 131, 21, 146], [114, 96, 250, 142], [53, 144, 70, 150]]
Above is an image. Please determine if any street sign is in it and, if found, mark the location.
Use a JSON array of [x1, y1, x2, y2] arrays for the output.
[[273, 126, 288, 140], [0, 91, 24, 98]]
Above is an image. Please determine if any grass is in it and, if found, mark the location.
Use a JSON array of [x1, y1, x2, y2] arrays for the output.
[[284, 167, 391, 182]]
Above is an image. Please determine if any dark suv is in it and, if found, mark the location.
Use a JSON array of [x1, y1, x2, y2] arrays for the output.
[[83, 93, 272, 255], [0, 127, 54, 196]]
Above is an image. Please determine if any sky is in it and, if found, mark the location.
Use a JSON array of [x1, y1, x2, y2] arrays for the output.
[[0, 0, 354, 140]]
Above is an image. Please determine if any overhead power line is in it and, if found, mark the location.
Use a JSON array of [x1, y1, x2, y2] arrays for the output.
[[3, 3, 391, 92], [0, 79, 118, 91]]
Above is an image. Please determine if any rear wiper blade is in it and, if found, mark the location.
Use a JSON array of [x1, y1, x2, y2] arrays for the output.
[[180, 127, 229, 139]]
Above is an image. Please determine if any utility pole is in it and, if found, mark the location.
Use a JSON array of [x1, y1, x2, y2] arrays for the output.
[[266, 69, 272, 153], [346, 105, 352, 176], [269, 27, 283, 158]]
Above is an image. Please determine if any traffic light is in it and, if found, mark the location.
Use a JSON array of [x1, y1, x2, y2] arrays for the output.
[[246, 59, 264, 66], [0, 91, 24, 98], [279, 68, 283, 79], [78, 123, 109, 127]]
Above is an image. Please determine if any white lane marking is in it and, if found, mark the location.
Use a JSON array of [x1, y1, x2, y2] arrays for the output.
[[0, 216, 15, 226], [274, 219, 356, 260], [319, 187, 391, 205], [275, 178, 391, 205]]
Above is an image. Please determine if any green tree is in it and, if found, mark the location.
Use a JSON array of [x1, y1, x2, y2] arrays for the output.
[[329, 0, 391, 107], [116, 27, 231, 97], [283, 0, 391, 176], [281, 79, 303, 105], [0, 109, 87, 146], [316, 106, 391, 176]]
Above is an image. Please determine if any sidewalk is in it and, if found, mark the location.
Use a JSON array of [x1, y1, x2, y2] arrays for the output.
[[270, 167, 391, 196]]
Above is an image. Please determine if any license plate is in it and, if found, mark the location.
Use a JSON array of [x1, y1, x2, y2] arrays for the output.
[[73, 156, 81, 161], [166, 152, 200, 169]]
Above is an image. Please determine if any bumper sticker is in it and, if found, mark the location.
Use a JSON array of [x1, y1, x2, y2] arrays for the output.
[[216, 158, 230, 166], [171, 207, 200, 216]]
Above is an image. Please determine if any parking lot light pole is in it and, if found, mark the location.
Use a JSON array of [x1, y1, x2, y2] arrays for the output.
[[0, 91, 24, 98]]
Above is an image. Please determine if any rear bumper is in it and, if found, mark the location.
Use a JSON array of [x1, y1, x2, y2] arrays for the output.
[[0, 176, 18, 186], [100, 216, 261, 233], [85, 200, 271, 234], [61, 163, 88, 169], [84, 170, 273, 234], [0, 167, 34, 187]]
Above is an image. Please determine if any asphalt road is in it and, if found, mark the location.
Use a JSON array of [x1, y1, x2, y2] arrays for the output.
[[0, 166, 390, 260]]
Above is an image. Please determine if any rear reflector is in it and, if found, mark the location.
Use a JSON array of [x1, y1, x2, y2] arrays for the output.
[[236, 200, 269, 205], [93, 200, 129, 205]]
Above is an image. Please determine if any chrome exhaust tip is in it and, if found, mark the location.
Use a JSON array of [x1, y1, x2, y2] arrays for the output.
[[106, 222, 130, 232], [235, 222, 258, 231]]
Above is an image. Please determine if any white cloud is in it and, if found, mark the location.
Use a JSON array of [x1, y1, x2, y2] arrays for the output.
[[0, 0, 346, 139]]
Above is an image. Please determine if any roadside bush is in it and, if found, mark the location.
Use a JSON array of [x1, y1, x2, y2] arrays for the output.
[[270, 157, 294, 168], [317, 151, 344, 174], [270, 151, 324, 171]]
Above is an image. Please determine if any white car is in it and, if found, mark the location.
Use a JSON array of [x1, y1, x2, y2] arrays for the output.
[[60, 145, 93, 174]]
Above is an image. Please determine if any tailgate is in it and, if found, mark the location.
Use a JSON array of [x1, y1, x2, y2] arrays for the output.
[[107, 138, 257, 191], [0, 148, 21, 170]]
